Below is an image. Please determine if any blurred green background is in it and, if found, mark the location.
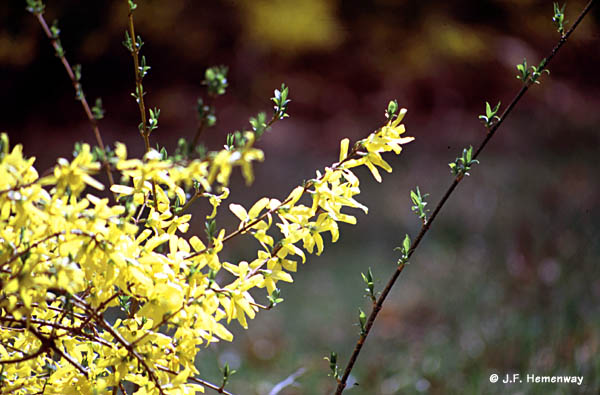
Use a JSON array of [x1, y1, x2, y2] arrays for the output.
[[2, 0, 599, 394]]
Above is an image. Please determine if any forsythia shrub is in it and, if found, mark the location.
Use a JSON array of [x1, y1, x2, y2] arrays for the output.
[[0, 101, 413, 393]]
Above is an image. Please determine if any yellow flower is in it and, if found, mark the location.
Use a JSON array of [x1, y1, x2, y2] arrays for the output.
[[137, 282, 184, 324], [41, 144, 104, 197], [208, 132, 264, 186], [0, 98, 413, 394]]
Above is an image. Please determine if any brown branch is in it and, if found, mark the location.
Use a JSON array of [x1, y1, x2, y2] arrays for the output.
[[333, 1, 597, 393], [155, 365, 237, 395], [191, 116, 206, 149], [125, 5, 159, 211], [73, 289, 121, 333], [191, 96, 212, 149], [248, 301, 272, 310], [30, 302, 86, 320], [1, 230, 110, 279], [0, 315, 113, 348], [28, 326, 88, 378], [184, 193, 292, 261], [133, 201, 148, 224], [32, 13, 116, 199], [0, 179, 39, 197], [71, 295, 166, 395], [126, 11, 149, 148], [186, 146, 364, 261], [65, 295, 232, 395], [0, 343, 48, 365], [129, 305, 185, 347], [176, 182, 207, 215], [0, 231, 64, 269]]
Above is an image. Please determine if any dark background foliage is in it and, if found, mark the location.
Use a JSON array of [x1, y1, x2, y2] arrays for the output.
[[2, 1, 599, 393]]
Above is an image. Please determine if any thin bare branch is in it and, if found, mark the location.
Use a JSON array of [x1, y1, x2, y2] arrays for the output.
[[334, 1, 597, 393], [32, 13, 116, 198], [155, 365, 237, 395], [269, 367, 306, 395], [125, 4, 159, 211]]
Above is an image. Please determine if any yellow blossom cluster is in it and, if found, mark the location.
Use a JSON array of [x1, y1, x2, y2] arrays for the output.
[[0, 110, 412, 394]]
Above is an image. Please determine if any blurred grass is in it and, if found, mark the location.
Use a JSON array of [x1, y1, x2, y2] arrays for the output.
[[198, 115, 600, 394]]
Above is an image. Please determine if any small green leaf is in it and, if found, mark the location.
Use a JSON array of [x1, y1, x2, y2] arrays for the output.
[[203, 65, 228, 96], [386, 100, 398, 120], [361, 268, 375, 301], [249, 112, 268, 138], [139, 55, 151, 78], [128, 0, 137, 12], [324, 352, 340, 380], [220, 362, 236, 389], [402, 234, 411, 254], [50, 20, 60, 39], [91, 98, 105, 120], [135, 35, 144, 50], [122, 31, 133, 52], [268, 288, 284, 307], [272, 83, 291, 120], [410, 186, 429, 222], [516, 58, 530, 82], [54, 39, 65, 58], [479, 101, 501, 128], [358, 308, 367, 335], [394, 234, 411, 265], [205, 220, 217, 243], [26, 0, 45, 14], [530, 59, 550, 85], [553, 2, 568, 35], [449, 146, 479, 178], [148, 107, 160, 131]]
